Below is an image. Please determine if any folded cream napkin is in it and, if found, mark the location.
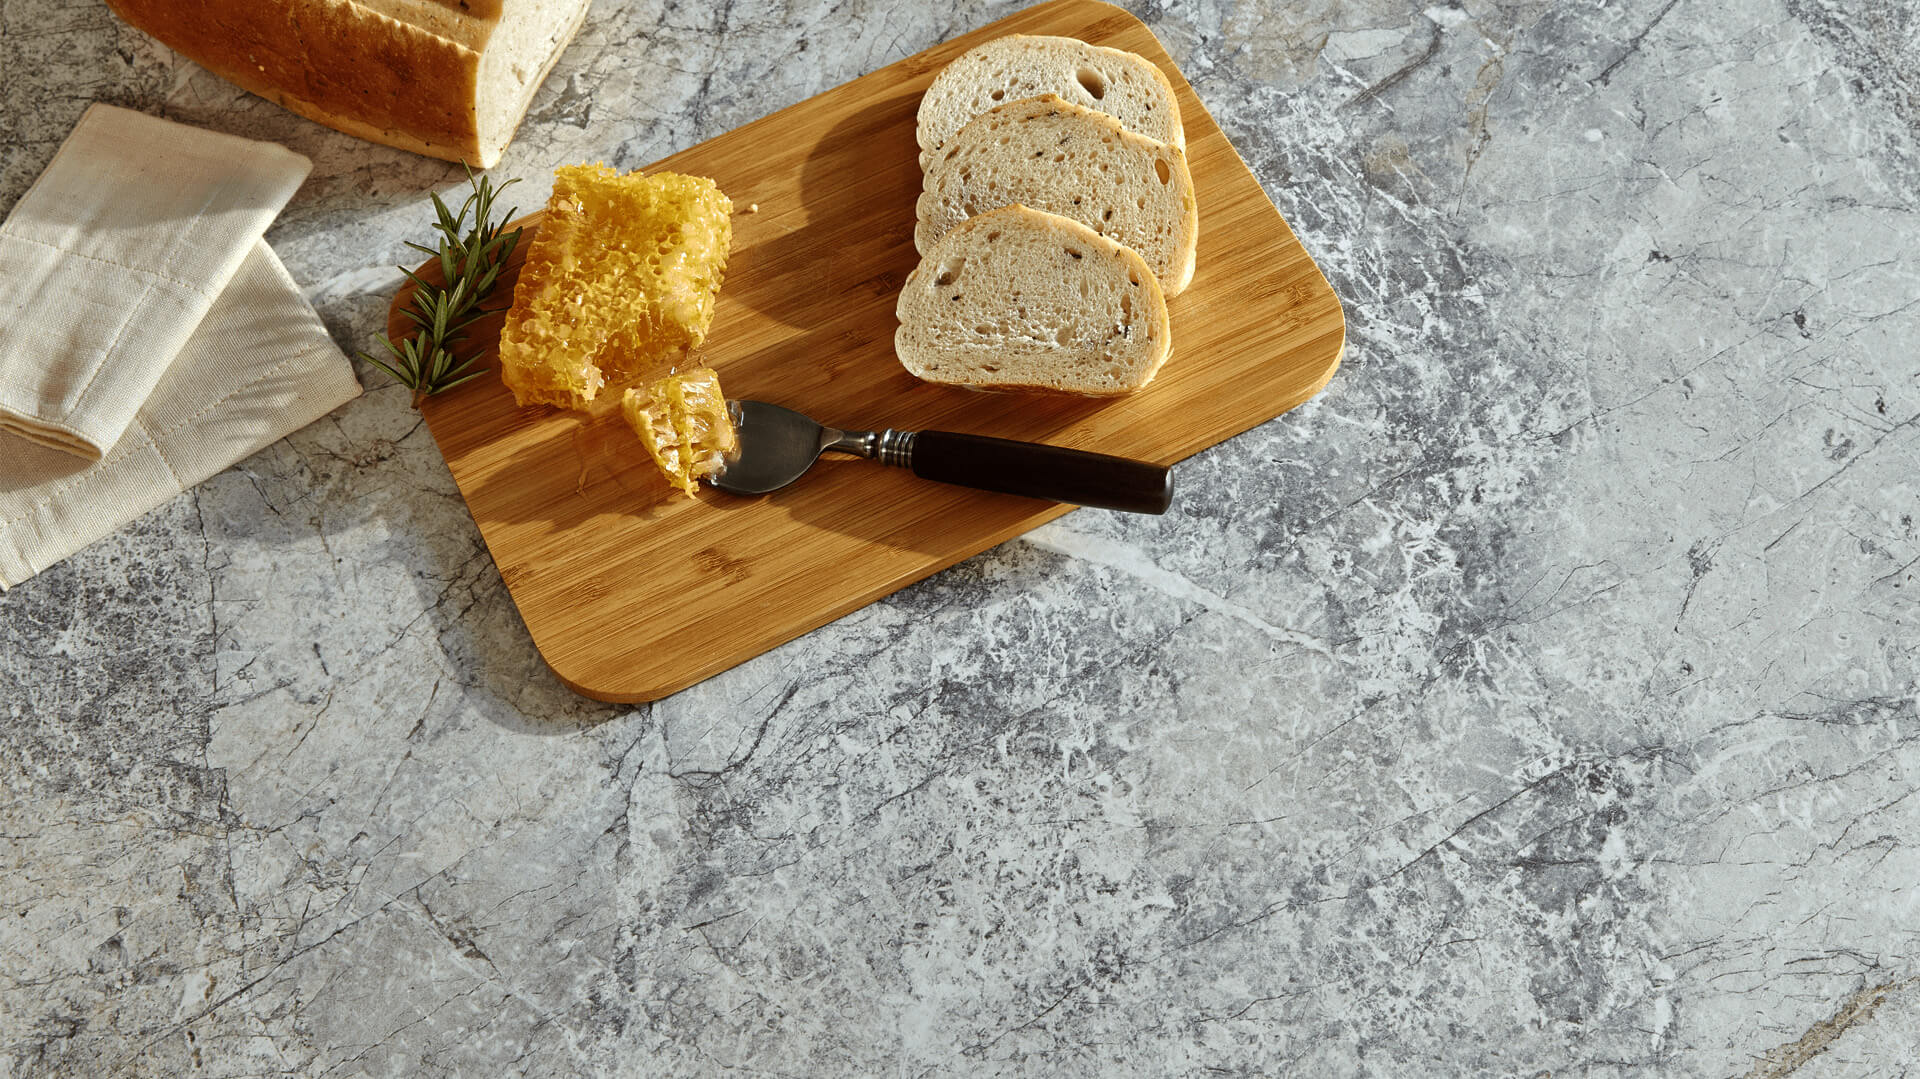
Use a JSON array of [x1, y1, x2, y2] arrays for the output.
[[0, 104, 313, 459], [0, 106, 361, 590]]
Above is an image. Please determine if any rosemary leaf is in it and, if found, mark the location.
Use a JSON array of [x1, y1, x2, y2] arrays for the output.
[[357, 164, 522, 410]]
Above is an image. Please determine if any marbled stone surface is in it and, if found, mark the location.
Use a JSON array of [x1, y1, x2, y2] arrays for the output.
[[3, 0, 1917, 1074]]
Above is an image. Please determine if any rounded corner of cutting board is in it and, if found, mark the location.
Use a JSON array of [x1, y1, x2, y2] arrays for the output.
[[1075, 0, 1148, 26], [415, 0, 1355, 705], [538, 643, 679, 705], [1274, 223, 1349, 409], [1311, 289, 1349, 394], [1309, 337, 1346, 401], [513, 597, 673, 704]]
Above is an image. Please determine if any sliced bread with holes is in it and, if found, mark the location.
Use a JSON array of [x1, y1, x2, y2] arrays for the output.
[[896, 204, 1171, 396], [917, 34, 1184, 168], [916, 94, 1198, 297]]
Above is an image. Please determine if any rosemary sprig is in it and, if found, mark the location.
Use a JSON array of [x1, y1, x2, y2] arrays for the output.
[[360, 164, 523, 409]]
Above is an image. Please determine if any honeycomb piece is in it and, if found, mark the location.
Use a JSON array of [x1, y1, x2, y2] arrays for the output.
[[621, 367, 738, 497], [499, 164, 733, 410]]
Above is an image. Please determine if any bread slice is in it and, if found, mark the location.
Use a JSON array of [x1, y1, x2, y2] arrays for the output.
[[896, 205, 1170, 396], [917, 34, 1184, 168], [103, 0, 590, 166], [916, 94, 1198, 297]]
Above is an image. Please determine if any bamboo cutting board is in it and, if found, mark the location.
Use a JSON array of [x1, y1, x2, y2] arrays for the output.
[[394, 0, 1345, 702]]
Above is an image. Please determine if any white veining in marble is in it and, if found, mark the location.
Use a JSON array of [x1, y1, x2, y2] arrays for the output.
[[3, 0, 1917, 1075]]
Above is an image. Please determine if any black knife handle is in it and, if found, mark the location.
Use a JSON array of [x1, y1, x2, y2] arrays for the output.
[[905, 430, 1173, 514]]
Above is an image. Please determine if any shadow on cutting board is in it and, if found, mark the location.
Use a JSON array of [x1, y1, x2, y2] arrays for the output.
[[453, 80, 1126, 552], [723, 86, 921, 330]]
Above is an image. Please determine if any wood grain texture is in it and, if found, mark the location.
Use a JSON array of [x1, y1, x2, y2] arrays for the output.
[[391, 0, 1345, 702]]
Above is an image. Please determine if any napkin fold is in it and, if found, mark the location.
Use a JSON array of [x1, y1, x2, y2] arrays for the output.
[[0, 105, 362, 591], [0, 104, 313, 460]]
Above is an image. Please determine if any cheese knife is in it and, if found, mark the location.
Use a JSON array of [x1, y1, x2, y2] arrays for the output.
[[710, 399, 1173, 514]]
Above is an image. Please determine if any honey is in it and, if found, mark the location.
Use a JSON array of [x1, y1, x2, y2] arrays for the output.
[[499, 164, 733, 409], [622, 367, 737, 496]]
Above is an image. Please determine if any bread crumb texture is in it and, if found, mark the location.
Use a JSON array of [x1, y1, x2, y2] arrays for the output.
[[916, 34, 1185, 163], [897, 205, 1170, 396], [916, 94, 1197, 295], [621, 367, 738, 497], [500, 164, 733, 410]]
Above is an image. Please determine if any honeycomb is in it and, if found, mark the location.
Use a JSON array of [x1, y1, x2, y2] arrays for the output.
[[499, 164, 733, 410], [621, 367, 738, 497]]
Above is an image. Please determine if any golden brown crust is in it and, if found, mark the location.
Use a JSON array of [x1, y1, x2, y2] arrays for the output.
[[108, 0, 479, 158], [360, 0, 504, 46], [101, 0, 578, 165]]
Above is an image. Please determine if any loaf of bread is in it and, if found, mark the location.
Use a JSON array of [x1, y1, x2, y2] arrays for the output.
[[917, 94, 1198, 297], [896, 205, 1170, 396], [917, 34, 1185, 168], [622, 367, 737, 497], [499, 164, 733, 410], [102, 0, 591, 166]]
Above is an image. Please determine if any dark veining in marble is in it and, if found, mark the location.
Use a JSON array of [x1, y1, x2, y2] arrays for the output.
[[3, 0, 1917, 1074]]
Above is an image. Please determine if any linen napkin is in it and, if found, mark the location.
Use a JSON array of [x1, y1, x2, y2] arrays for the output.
[[0, 107, 362, 590], [0, 104, 313, 459]]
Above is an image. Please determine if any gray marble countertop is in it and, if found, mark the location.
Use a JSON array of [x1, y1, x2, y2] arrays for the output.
[[4, 0, 1917, 1075]]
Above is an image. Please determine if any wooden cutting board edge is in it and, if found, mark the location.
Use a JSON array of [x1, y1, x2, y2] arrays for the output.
[[542, 352, 1345, 704], [394, 0, 1347, 703]]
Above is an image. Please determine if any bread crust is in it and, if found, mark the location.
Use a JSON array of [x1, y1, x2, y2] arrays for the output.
[[103, 0, 588, 166], [916, 34, 1186, 168], [896, 205, 1171, 397], [916, 94, 1199, 297]]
